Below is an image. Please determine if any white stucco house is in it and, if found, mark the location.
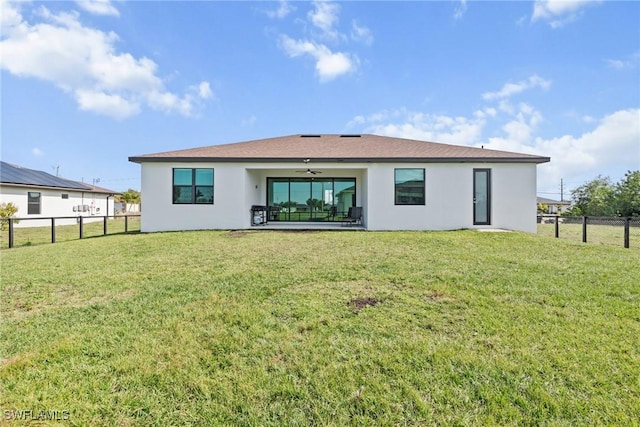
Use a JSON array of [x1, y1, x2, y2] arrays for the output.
[[0, 161, 118, 227], [129, 134, 550, 233]]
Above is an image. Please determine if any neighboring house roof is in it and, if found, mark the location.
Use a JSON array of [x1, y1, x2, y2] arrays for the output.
[[129, 134, 550, 164], [537, 197, 571, 205], [0, 161, 118, 194]]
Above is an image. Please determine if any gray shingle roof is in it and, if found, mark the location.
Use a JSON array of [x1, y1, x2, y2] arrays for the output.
[[0, 161, 117, 193], [129, 134, 550, 164]]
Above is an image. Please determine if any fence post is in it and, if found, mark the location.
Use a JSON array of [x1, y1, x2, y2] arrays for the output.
[[51, 218, 56, 243], [8, 218, 14, 249], [582, 216, 588, 243], [103, 216, 108, 236], [125, 215, 129, 233], [79, 216, 84, 239], [624, 217, 630, 249], [555, 215, 559, 238]]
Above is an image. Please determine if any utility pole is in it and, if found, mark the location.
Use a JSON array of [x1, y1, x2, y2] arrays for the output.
[[560, 178, 564, 202]]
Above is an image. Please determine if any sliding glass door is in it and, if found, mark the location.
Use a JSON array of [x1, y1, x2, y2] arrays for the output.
[[267, 177, 355, 221]]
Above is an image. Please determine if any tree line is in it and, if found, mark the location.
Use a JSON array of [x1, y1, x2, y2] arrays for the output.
[[564, 170, 639, 217]]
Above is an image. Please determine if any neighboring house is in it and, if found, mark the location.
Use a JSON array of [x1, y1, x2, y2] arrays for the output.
[[129, 134, 550, 233], [114, 202, 141, 214], [0, 161, 118, 227], [537, 197, 571, 214]]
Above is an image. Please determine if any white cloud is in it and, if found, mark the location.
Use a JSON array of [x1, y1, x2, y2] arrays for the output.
[[76, 0, 120, 17], [606, 51, 640, 70], [196, 81, 213, 99], [266, 0, 294, 19], [32, 148, 44, 157], [279, 35, 357, 82], [276, 0, 369, 82], [482, 75, 551, 101], [75, 89, 140, 119], [352, 108, 486, 146], [486, 109, 640, 193], [308, 0, 341, 40], [351, 20, 373, 45], [0, 4, 211, 119], [484, 103, 544, 149], [531, 0, 600, 28], [454, 0, 467, 20], [347, 73, 639, 196], [0, 0, 22, 36]]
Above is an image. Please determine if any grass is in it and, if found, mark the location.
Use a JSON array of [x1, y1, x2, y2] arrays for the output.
[[1, 230, 639, 425], [537, 221, 640, 248], [0, 216, 140, 249]]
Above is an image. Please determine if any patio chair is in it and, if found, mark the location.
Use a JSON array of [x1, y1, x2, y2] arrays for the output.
[[342, 206, 363, 227]]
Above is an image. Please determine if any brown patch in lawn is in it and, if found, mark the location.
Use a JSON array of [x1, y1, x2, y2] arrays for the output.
[[0, 351, 37, 370], [3, 287, 137, 321], [426, 290, 452, 302], [269, 353, 288, 367], [349, 297, 380, 314]]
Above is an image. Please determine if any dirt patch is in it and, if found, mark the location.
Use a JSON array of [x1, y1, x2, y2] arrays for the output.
[[349, 297, 380, 314]]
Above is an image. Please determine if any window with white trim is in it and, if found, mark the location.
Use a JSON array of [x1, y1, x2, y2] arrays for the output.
[[28, 192, 41, 214]]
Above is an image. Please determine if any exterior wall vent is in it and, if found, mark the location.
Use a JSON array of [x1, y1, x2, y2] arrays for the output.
[[300, 134, 321, 138], [340, 134, 361, 137]]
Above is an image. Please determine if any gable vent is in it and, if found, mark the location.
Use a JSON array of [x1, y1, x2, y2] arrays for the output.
[[300, 134, 321, 138], [340, 134, 361, 137]]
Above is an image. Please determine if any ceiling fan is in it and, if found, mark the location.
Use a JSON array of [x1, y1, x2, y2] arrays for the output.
[[296, 168, 322, 175], [296, 159, 322, 175]]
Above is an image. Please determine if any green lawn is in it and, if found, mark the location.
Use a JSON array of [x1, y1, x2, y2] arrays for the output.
[[1, 230, 639, 425]]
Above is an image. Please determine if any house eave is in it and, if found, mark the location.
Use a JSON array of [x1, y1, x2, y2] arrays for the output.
[[128, 156, 551, 164]]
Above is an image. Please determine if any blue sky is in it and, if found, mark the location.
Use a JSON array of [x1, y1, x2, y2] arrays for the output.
[[2, 0, 639, 197]]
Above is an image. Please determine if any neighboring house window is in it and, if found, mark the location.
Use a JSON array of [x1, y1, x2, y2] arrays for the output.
[[395, 169, 425, 205], [173, 168, 214, 204], [62, 194, 69, 199], [28, 192, 41, 214]]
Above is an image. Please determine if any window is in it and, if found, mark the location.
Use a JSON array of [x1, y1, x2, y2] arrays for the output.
[[173, 168, 214, 204], [395, 168, 425, 205], [28, 192, 41, 214], [61, 194, 69, 199]]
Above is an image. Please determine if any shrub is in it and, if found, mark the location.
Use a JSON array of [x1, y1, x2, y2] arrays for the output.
[[0, 202, 20, 231]]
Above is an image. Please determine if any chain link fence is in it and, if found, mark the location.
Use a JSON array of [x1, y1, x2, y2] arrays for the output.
[[537, 215, 640, 249]]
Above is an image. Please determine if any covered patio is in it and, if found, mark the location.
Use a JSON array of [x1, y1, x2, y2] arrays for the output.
[[249, 221, 365, 231], [246, 166, 367, 225]]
